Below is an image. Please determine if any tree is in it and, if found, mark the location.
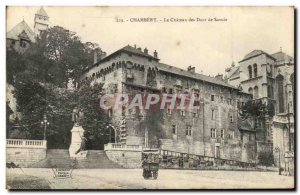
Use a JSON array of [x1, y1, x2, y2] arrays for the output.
[[12, 80, 75, 148], [77, 83, 110, 149], [7, 25, 106, 149], [38, 26, 103, 87]]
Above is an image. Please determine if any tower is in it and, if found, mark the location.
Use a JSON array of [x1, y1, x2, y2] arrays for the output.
[[34, 7, 49, 36]]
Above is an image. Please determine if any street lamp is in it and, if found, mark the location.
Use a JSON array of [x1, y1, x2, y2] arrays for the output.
[[41, 114, 50, 140], [275, 147, 281, 175]]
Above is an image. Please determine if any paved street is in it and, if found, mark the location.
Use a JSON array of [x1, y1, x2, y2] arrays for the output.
[[6, 168, 294, 189]]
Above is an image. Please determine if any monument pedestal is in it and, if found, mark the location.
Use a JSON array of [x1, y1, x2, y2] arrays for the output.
[[69, 125, 87, 159]]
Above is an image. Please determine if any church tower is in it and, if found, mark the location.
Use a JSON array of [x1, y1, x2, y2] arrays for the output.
[[34, 7, 49, 36]]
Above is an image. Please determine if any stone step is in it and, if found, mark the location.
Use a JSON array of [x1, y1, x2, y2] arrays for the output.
[[27, 149, 123, 169]]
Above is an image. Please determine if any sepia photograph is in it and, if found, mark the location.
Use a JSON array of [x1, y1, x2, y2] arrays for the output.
[[5, 6, 295, 190]]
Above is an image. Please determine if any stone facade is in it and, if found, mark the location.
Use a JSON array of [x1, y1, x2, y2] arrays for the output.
[[80, 45, 255, 163], [225, 49, 294, 170]]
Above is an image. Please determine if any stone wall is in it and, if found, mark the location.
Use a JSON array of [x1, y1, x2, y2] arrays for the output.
[[6, 139, 47, 166], [104, 143, 142, 168]]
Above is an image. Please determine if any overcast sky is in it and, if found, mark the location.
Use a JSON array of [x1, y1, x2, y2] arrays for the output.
[[6, 6, 294, 76]]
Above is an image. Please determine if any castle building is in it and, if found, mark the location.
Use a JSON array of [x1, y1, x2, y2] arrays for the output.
[[6, 7, 49, 53], [80, 45, 257, 164], [225, 49, 294, 171]]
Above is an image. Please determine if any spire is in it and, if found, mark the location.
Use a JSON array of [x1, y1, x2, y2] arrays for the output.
[[36, 7, 49, 18]]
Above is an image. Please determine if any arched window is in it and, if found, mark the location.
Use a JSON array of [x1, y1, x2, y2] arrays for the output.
[[253, 64, 258, 77], [248, 87, 253, 96], [254, 86, 259, 99], [276, 74, 284, 113], [267, 85, 273, 99], [248, 65, 252, 79]]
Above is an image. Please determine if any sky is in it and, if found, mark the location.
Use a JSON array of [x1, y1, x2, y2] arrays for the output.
[[6, 6, 294, 76]]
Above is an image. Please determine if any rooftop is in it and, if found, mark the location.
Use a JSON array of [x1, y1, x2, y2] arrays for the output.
[[239, 50, 276, 63], [271, 51, 294, 63], [36, 7, 49, 18], [158, 63, 239, 90], [6, 20, 35, 42]]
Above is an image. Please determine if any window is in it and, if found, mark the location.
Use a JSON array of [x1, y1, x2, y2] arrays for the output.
[[180, 110, 185, 116], [276, 75, 285, 113], [211, 110, 215, 120], [20, 40, 27, 48], [248, 87, 253, 96], [248, 65, 252, 79], [186, 125, 192, 136], [253, 64, 258, 77], [228, 131, 235, 139], [192, 112, 198, 118], [210, 128, 216, 138], [162, 87, 167, 93], [230, 115, 233, 123], [221, 129, 225, 139], [211, 95, 215, 101], [254, 86, 259, 99], [220, 96, 224, 103], [267, 85, 273, 99], [172, 125, 176, 135], [169, 88, 173, 94]]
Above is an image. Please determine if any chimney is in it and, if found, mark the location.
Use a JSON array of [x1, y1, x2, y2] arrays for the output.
[[101, 52, 107, 59], [134, 44, 136, 49], [190, 67, 195, 73], [144, 48, 148, 54], [94, 48, 99, 64], [187, 66, 195, 73], [215, 74, 224, 81], [153, 50, 158, 58], [137, 47, 142, 51]]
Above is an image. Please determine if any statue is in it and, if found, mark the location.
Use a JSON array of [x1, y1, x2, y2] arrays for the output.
[[72, 107, 84, 126], [69, 106, 87, 159]]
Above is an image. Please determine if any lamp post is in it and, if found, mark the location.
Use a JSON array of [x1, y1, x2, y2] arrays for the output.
[[41, 114, 50, 140], [275, 147, 281, 175]]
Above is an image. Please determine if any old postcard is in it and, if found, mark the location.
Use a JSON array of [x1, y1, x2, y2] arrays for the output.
[[6, 6, 295, 190]]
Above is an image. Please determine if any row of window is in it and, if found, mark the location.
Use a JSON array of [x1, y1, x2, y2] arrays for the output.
[[211, 128, 235, 139], [211, 109, 234, 122], [162, 74, 234, 94], [171, 125, 235, 139], [167, 109, 199, 117], [172, 125, 192, 136], [248, 86, 259, 99], [248, 64, 258, 79]]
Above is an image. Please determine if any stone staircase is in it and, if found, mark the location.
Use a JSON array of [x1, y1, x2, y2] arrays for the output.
[[76, 150, 122, 169], [27, 149, 123, 169]]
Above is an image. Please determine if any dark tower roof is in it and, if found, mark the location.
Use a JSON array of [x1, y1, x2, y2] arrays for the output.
[[36, 7, 49, 18]]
